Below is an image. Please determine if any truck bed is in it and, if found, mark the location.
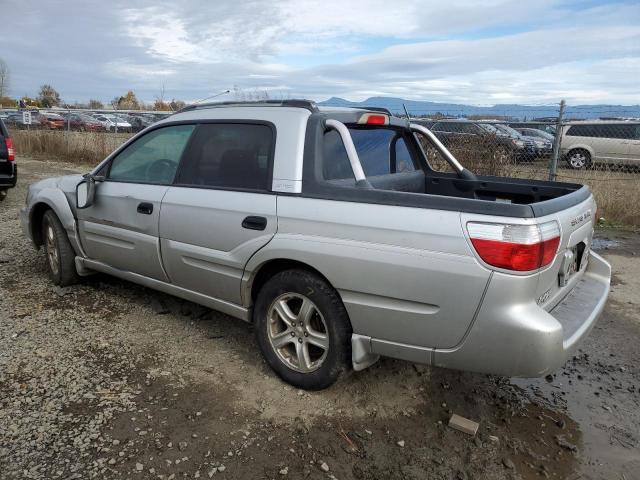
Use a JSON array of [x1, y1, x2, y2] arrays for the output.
[[320, 170, 590, 219]]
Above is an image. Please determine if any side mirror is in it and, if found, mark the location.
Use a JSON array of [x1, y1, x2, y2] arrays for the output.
[[76, 177, 98, 209]]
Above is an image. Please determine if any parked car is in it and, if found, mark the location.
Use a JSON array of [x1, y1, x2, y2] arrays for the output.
[[509, 122, 557, 136], [123, 114, 153, 132], [560, 121, 640, 169], [0, 117, 16, 201], [36, 112, 66, 130], [20, 100, 611, 390], [91, 114, 132, 132], [4, 112, 44, 129], [491, 123, 552, 159], [66, 113, 106, 132], [423, 119, 536, 163]]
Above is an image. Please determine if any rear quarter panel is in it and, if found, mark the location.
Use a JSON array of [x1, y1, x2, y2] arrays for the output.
[[246, 196, 492, 349]]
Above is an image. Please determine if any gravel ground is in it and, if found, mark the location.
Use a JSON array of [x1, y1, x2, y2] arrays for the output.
[[1, 157, 639, 480]]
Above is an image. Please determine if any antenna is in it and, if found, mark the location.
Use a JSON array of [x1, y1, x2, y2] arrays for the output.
[[403, 103, 411, 120], [193, 90, 231, 105]]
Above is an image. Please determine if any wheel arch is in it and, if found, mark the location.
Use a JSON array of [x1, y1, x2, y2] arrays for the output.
[[565, 144, 595, 160], [247, 258, 336, 309], [28, 188, 78, 251]]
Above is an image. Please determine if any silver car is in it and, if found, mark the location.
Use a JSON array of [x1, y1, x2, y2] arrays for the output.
[[560, 121, 640, 169], [21, 101, 611, 390]]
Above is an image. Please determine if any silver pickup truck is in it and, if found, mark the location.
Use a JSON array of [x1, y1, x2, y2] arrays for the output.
[[20, 100, 611, 390]]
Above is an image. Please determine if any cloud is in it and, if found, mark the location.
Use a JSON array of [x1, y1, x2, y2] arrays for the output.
[[0, 0, 638, 105]]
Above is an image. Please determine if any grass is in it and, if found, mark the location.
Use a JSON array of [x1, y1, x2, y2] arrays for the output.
[[10, 128, 640, 227], [10, 129, 132, 166]]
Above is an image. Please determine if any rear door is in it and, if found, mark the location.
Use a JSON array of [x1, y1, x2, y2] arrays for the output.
[[77, 124, 195, 280], [592, 124, 629, 162], [159, 122, 277, 305]]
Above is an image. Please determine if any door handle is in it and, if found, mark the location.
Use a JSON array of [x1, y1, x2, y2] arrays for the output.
[[242, 216, 267, 231], [137, 202, 154, 215]]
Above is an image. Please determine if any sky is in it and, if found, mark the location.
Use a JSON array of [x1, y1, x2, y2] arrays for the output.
[[0, 0, 639, 106]]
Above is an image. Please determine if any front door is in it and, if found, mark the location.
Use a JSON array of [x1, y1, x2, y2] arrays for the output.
[[77, 124, 195, 280], [159, 122, 277, 304]]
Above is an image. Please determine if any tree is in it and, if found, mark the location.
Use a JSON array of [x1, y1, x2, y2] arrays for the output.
[[115, 90, 140, 110], [88, 99, 103, 109], [169, 99, 185, 111], [0, 58, 8, 98], [153, 99, 170, 111], [38, 84, 61, 108]]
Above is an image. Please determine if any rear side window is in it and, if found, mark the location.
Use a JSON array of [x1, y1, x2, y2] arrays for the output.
[[177, 123, 273, 191], [322, 127, 418, 180], [566, 124, 635, 139]]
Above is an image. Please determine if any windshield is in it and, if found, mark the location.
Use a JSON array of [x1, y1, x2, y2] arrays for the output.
[[478, 123, 499, 134], [493, 124, 523, 138]]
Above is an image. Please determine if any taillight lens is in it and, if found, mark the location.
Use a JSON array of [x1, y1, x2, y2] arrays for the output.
[[467, 221, 560, 272], [5, 137, 15, 161], [357, 113, 389, 125]]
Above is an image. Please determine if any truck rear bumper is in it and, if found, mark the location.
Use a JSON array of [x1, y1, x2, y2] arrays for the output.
[[352, 252, 611, 377], [432, 251, 610, 377]]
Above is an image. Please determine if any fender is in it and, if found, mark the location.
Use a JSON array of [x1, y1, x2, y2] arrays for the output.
[[29, 187, 85, 257]]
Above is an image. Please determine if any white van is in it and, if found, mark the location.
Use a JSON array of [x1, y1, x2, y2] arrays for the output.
[[560, 121, 640, 169]]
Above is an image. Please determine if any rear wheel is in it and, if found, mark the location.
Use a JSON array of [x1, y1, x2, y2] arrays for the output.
[[566, 149, 591, 169], [42, 210, 79, 286], [0, 190, 6, 202], [253, 269, 352, 390]]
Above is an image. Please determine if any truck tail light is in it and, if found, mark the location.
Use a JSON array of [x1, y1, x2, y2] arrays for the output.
[[5, 137, 15, 161], [467, 221, 560, 272]]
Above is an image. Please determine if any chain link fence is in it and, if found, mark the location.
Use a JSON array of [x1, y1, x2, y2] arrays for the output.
[[396, 100, 639, 225], [1, 108, 170, 164], [2, 100, 639, 225]]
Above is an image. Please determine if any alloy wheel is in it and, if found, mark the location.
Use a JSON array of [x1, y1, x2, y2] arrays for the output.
[[267, 293, 329, 373], [45, 225, 60, 276], [569, 152, 587, 169]]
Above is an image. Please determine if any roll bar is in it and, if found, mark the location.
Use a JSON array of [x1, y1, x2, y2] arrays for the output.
[[409, 123, 465, 174], [325, 119, 367, 182]]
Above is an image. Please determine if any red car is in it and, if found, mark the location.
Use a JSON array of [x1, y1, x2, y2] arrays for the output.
[[66, 113, 106, 132], [36, 112, 66, 130]]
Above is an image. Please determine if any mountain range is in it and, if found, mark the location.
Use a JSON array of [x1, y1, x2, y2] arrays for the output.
[[317, 96, 640, 120]]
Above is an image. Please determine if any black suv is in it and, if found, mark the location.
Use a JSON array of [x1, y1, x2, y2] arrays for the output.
[[0, 117, 17, 201], [417, 119, 536, 162]]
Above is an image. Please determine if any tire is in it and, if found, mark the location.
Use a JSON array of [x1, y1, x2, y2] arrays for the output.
[[253, 269, 352, 390], [0, 190, 6, 202], [42, 210, 79, 286], [566, 149, 591, 170]]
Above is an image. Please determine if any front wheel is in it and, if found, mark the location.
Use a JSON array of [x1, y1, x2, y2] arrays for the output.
[[253, 269, 352, 390], [42, 210, 80, 286]]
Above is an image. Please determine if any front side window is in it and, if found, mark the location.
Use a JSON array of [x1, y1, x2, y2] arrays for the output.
[[176, 123, 273, 190], [109, 125, 195, 184]]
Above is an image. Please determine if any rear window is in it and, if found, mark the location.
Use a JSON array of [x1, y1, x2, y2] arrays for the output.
[[322, 127, 418, 180], [177, 123, 273, 191], [566, 124, 636, 140]]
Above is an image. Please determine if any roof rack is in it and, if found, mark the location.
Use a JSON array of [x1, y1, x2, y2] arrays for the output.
[[177, 99, 319, 114]]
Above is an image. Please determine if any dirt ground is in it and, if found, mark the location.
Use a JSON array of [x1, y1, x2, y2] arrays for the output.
[[1, 157, 639, 480]]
